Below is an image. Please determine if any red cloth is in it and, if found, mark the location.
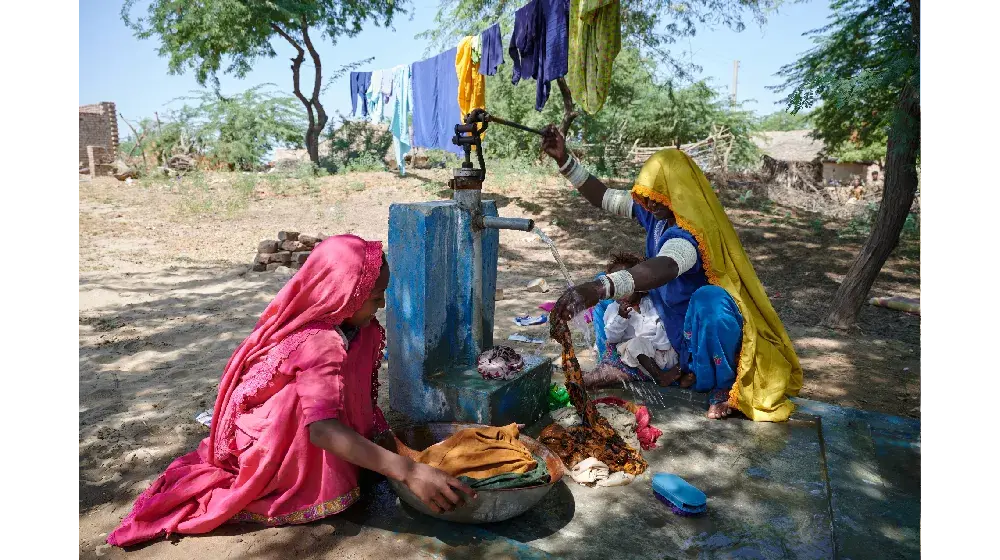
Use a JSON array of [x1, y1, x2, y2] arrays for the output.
[[592, 396, 663, 450], [109, 235, 387, 547]]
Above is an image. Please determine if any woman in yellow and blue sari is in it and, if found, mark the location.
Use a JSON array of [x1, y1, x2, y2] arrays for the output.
[[542, 126, 803, 421]]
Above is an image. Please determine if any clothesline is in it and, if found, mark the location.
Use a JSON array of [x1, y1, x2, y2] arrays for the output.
[[347, 0, 622, 176]]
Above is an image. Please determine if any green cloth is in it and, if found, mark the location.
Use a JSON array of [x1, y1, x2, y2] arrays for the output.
[[471, 34, 482, 65], [567, 0, 621, 114], [548, 383, 571, 410], [458, 454, 551, 490]]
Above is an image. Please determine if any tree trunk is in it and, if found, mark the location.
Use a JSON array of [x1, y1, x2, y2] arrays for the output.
[[822, 81, 919, 329], [302, 24, 327, 166], [272, 22, 323, 168]]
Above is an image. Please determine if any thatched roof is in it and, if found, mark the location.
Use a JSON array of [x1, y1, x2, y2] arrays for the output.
[[754, 130, 825, 163]]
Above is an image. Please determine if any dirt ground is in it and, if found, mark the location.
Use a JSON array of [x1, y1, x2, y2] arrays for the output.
[[79, 166, 919, 557]]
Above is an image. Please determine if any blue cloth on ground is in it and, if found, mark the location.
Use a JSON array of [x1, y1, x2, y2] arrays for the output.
[[509, 0, 569, 111]]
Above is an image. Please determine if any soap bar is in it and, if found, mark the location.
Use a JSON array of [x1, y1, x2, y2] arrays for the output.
[[652, 473, 706, 516]]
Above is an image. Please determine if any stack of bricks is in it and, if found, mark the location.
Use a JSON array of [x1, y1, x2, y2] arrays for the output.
[[252, 231, 327, 272], [79, 102, 119, 171]]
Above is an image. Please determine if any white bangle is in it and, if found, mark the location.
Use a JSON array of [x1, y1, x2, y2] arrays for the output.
[[605, 270, 635, 299], [565, 160, 590, 188], [558, 155, 576, 174], [602, 189, 634, 217], [599, 275, 612, 299]]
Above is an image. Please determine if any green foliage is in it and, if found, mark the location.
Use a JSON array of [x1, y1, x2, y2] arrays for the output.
[[759, 110, 814, 131], [323, 116, 392, 174], [827, 136, 888, 163], [179, 85, 306, 170], [121, 85, 306, 171], [774, 0, 918, 157], [839, 201, 919, 240], [122, 0, 407, 88]]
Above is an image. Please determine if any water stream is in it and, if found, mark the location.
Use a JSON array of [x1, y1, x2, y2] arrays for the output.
[[532, 226, 593, 355]]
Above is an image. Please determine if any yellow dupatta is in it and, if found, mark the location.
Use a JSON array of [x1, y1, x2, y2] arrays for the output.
[[631, 149, 803, 421]]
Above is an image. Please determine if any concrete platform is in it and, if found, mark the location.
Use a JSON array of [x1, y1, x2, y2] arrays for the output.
[[426, 354, 553, 426], [336, 386, 918, 559]]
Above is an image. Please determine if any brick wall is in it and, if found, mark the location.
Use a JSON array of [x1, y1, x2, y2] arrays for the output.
[[79, 102, 119, 167]]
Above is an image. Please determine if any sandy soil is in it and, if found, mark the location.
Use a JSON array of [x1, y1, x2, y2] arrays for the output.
[[79, 167, 919, 557]]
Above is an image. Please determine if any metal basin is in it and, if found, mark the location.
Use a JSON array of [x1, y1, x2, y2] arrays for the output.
[[374, 422, 565, 524]]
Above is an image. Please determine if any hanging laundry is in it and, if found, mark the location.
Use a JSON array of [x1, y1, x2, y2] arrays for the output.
[[567, 0, 621, 114], [509, 0, 539, 86], [471, 34, 482, 65], [456, 36, 487, 128], [389, 65, 412, 175], [479, 22, 506, 76], [509, 0, 569, 111], [380, 69, 394, 103], [367, 69, 386, 121], [349, 71, 372, 117], [412, 48, 464, 155]]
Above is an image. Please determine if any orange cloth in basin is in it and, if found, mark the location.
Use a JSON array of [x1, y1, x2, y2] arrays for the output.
[[415, 424, 537, 479]]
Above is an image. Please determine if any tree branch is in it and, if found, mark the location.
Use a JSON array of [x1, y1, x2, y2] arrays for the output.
[[271, 23, 312, 119], [301, 22, 327, 133], [556, 78, 579, 136]]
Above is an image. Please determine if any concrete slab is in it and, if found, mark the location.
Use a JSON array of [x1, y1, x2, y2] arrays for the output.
[[347, 387, 918, 559], [427, 354, 553, 426]]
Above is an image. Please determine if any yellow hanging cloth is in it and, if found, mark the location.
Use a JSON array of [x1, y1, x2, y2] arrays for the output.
[[456, 36, 486, 133], [567, 0, 621, 114]]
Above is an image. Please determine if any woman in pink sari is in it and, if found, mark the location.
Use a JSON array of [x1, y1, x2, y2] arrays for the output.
[[109, 235, 475, 547]]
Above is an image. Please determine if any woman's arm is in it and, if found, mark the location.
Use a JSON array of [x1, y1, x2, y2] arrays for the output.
[[552, 235, 698, 323], [309, 419, 476, 512], [541, 125, 611, 210], [308, 419, 411, 481]]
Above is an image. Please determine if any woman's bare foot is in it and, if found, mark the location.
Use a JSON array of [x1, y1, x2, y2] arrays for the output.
[[678, 373, 695, 389], [706, 389, 733, 419]]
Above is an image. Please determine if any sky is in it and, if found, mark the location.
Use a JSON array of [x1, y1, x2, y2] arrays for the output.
[[80, 1, 831, 138]]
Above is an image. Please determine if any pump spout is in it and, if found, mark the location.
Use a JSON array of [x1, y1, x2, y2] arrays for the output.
[[477, 215, 535, 232]]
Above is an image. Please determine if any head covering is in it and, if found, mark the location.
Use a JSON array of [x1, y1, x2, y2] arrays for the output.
[[210, 235, 384, 464], [631, 149, 803, 421]]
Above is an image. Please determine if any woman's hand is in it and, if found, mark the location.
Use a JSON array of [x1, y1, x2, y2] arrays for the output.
[[541, 125, 568, 167], [551, 280, 606, 323], [402, 460, 477, 513]]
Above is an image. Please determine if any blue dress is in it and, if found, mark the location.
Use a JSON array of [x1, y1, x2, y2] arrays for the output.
[[631, 204, 744, 399]]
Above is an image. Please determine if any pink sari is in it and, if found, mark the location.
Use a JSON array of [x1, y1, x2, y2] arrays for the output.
[[109, 235, 389, 547]]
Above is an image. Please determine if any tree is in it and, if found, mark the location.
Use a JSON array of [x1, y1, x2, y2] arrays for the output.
[[180, 86, 307, 170], [120, 85, 306, 171], [759, 110, 814, 131], [122, 0, 406, 166], [775, 0, 919, 329]]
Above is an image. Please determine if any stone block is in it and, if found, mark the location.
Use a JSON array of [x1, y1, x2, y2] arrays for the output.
[[278, 231, 299, 241], [299, 235, 320, 247], [251, 261, 267, 272], [266, 263, 282, 271], [426, 354, 552, 426], [258, 240, 280, 253], [293, 251, 311, 264], [280, 240, 305, 252]]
